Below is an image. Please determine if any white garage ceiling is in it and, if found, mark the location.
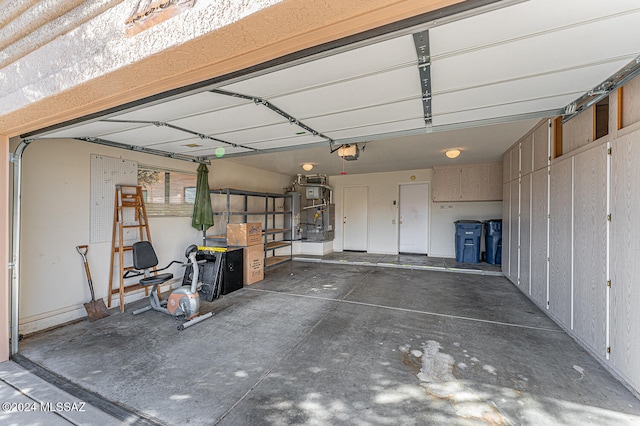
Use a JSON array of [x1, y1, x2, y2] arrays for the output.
[[28, 0, 640, 176]]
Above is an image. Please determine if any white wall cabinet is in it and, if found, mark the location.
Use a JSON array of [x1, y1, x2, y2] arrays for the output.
[[433, 163, 502, 202], [503, 120, 551, 295], [502, 77, 640, 395]]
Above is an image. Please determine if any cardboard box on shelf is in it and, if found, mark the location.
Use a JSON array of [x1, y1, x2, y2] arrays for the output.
[[243, 244, 264, 285], [227, 223, 262, 247]]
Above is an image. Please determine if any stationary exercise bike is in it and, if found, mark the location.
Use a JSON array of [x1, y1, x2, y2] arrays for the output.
[[125, 242, 213, 330]]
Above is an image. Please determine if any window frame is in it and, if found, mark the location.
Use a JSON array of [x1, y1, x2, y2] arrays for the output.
[[137, 164, 198, 217]]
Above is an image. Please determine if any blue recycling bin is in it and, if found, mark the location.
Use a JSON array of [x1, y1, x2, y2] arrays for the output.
[[484, 219, 502, 265], [454, 220, 482, 263]]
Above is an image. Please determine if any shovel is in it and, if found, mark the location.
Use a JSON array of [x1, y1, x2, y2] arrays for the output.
[[76, 245, 110, 321]]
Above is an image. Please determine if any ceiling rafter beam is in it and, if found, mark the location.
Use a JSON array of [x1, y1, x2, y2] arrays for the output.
[[412, 29, 431, 127], [101, 118, 259, 151], [211, 88, 337, 151]]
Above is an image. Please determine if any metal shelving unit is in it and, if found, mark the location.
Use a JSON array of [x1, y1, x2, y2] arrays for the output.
[[203, 188, 293, 269]]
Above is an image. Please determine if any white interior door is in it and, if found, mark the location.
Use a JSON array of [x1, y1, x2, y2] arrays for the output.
[[399, 183, 429, 254], [343, 186, 368, 251]]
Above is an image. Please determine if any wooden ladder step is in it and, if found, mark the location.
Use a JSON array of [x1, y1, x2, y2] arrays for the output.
[[109, 185, 153, 313]]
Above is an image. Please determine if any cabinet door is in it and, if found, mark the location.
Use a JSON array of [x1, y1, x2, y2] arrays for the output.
[[503, 150, 511, 183], [502, 182, 511, 278], [530, 168, 548, 307], [533, 120, 550, 171], [563, 108, 593, 155], [509, 180, 519, 285], [573, 144, 607, 355], [611, 132, 640, 385], [436, 164, 503, 202], [549, 159, 573, 329], [460, 166, 482, 200], [510, 145, 520, 181], [521, 135, 533, 176], [520, 174, 531, 292], [481, 163, 503, 201], [432, 167, 461, 201]]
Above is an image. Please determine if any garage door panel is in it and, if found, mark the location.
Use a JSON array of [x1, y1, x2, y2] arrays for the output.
[[432, 93, 579, 127], [431, 13, 640, 91], [433, 62, 626, 116], [430, 0, 640, 56], [273, 67, 421, 119], [224, 35, 418, 98]]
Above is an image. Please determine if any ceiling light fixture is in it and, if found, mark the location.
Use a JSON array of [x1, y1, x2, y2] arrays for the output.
[[302, 163, 314, 171], [445, 149, 461, 159]]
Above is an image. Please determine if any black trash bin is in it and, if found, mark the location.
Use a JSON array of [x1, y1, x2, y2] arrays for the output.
[[484, 219, 502, 265], [454, 220, 482, 263]]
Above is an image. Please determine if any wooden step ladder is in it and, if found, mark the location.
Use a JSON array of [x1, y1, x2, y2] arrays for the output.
[[108, 185, 154, 312]]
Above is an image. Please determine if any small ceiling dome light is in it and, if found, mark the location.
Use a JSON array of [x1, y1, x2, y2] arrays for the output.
[[302, 163, 314, 171], [445, 149, 461, 159]]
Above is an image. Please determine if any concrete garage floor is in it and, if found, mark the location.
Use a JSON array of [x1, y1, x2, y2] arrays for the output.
[[15, 258, 640, 425]]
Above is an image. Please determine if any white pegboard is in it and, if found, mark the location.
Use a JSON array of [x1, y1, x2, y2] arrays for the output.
[[90, 155, 138, 243]]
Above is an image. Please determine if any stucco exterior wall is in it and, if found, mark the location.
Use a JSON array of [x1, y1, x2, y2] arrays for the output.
[[0, 0, 283, 118]]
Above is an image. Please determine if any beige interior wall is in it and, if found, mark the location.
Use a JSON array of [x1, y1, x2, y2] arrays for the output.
[[15, 138, 290, 334], [329, 169, 501, 257]]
